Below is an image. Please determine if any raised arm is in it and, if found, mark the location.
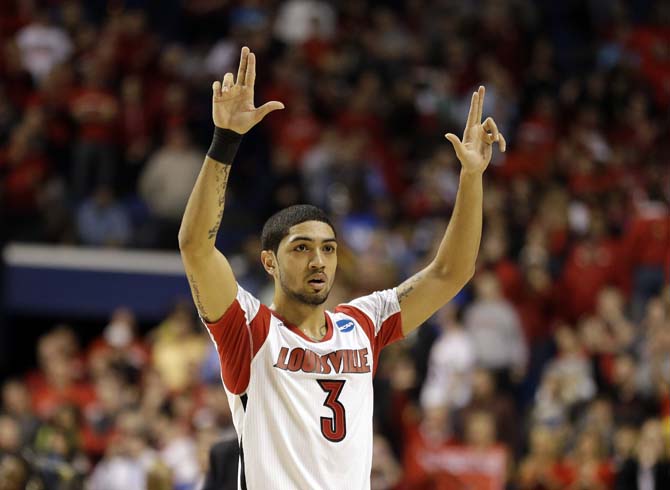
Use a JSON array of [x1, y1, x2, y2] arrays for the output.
[[178, 47, 283, 322], [397, 86, 506, 335]]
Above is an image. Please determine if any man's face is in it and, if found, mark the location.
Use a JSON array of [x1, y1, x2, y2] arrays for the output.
[[272, 221, 337, 306]]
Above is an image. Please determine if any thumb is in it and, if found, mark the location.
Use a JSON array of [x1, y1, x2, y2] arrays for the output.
[[255, 101, 285, 120], [445, 133, 465, 159]]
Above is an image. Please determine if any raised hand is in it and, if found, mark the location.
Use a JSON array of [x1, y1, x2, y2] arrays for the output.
[[212, 46, 284, 134], [445, 86, 506, 174]]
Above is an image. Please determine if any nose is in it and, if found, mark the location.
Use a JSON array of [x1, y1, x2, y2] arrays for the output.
[[309, 249, 325, 269]]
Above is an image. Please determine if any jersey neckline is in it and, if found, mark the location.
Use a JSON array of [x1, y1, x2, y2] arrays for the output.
[[269, 309, 334, 343]]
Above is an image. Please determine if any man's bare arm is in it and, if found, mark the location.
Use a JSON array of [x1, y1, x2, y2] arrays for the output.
[[398, 86, 506, 334], [178, 46, 283, 322]]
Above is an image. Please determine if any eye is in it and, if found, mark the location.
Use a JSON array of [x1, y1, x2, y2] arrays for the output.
[[294, 244, 308, 252], [323, 245, 336, 253]]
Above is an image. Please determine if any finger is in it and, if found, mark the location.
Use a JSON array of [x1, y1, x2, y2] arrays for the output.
[[445, 133, 465, 159], [222, 72, 234, 92], [483, 117, 499, 143], [255, 101, 285, 120], [246, 52, 256, 88], [477, 86, 485, 123], [237, 46, 249, 85], [498, 133, 507, 152], [465, 91, 478, 130], [212, 81, 221, 98]]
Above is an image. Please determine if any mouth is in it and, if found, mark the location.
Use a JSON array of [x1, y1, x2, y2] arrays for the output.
[[307, 274, 327, 291]]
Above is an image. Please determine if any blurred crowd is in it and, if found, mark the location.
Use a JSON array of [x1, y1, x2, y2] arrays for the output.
[[1, 0, 670, 489]]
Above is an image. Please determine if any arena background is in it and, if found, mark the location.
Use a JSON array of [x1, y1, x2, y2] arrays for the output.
[[1, 0, 670, 489]]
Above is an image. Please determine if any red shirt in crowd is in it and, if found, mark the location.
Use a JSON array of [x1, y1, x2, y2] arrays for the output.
[[623, 202, 670, 269], [559, 238, 622, 321]]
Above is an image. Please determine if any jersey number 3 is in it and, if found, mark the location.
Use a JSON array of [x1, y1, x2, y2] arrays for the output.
[[317, 379, 346, 442]]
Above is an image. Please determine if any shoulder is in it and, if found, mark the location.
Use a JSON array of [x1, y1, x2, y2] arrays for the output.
[[337, 289, 400, 325]]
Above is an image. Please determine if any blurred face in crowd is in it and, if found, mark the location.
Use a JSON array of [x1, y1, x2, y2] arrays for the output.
[[1, 381, 31, 415], [104, 307, 136, 348], [473, 272, 501, 301], [587, 398, 613, 430], [421, 406, 451, 443], [0, 455, 28, 490], [637, 419, 664, 467], [612, 354, 636, 387], [575, 431, 603, 460], [465, 411, 496, 448], [596, 287, 624, 318], [265, 221, 338, 306], [529, 426, 560, 459], [0, 416, 20, 452], [472, 368, 495, 399], [614, 425, 638, 460], [554, 325, 580, 355]]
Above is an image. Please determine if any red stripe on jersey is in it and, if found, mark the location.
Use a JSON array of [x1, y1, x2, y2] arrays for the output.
[[205, 301, 271, 394], [335, 305, 403, 376]]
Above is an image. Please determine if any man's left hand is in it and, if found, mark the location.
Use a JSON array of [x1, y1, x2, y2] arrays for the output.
[[445, 86, 506, 174]]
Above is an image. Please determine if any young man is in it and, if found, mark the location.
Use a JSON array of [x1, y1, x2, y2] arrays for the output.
[[179, 47, 506, 490]]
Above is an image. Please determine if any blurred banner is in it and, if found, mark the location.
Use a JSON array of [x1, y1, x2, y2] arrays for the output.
[[420, 447, 507, 490], [3, 243, 190, 320]]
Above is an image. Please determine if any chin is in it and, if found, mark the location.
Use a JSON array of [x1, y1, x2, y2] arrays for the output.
[[306, 296, 328, 306], [284, 285, 330, 306], [302, 290, 330, 305]]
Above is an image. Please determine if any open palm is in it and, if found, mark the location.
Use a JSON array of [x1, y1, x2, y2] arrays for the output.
[[212, 47, 284, 134], [445, 86, 506, 174]]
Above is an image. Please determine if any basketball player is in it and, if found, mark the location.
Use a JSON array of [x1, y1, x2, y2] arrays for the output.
[[179, 47, 506, 490]]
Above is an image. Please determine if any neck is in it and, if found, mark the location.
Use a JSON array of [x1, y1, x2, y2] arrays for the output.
[[271, 294, 327, 339]]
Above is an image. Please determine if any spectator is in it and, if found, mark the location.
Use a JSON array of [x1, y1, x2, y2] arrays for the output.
[[150, 303, 207, 392], [138, 126, 202, 249], [199, 430, 240, 490], [401, 405, 459, 489], [1, 379, 39, 447], [88, 411, 158, 490], [607, 353, 659, 426], [533, 325, 596, 426], [15, 12, 72, 82], [0, 107, 50, 239], [87, 307, 150, 378], [623, 191, 670, 321], [0, 415, 20, 455], [370, 434, 402, 490], [517, 425, 572, 490], [68, 62, 119, 198], [559, 209, 622, 321], [151, 411, 199, 490], [615, 418, 670, 490], [457, 368, 519, 453], [420, 303, 475, 410], [564, 430, 614, 490], [76, 186, 132, 247], [0, 454, 45, 490], [464, 271, 528, 387], [274, 0, 336, 45]]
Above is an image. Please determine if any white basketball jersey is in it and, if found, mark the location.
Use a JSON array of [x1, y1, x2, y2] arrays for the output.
[[203, 284, 404, 490]]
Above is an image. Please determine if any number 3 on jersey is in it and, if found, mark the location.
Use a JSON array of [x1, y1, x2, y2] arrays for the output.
[[317, 380, 346, 442]]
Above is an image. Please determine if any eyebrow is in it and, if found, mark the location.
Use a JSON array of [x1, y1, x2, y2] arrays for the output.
[[288, 236, 338, 244]]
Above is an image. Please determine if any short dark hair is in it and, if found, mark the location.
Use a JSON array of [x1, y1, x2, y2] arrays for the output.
[[261, 204, 335, 252]]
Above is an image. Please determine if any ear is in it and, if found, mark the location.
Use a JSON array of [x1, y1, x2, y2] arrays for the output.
[[260, 250, 276, 276]]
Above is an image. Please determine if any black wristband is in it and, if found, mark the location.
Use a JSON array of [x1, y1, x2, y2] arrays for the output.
[[207, 127, 242, 164]]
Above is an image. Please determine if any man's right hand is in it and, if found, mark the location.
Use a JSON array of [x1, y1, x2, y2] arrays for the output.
[[212, 46, 284, 134]]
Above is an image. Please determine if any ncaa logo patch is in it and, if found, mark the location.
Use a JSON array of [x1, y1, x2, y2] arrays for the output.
[[336, 319, 355, 333]]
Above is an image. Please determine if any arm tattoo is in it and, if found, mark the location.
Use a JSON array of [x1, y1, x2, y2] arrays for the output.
[[396, 272, 424, 303], [189, 274, 208, 319], [207, 164, 231, 241]]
